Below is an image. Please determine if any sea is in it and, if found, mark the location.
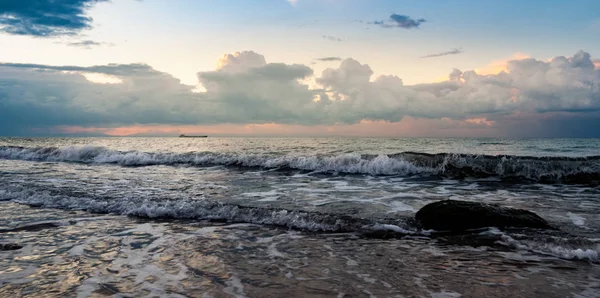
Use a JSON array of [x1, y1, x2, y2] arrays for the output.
[[0, 137, 599, 297]]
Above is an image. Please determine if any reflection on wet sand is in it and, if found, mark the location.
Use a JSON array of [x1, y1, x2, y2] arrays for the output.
[[1, 203, 599, 297]]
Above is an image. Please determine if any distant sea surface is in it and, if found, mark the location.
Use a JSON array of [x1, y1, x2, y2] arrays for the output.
[[1, 137, 599, 297]]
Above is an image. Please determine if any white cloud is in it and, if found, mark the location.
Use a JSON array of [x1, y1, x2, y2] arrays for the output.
[[316, 50, 600, 122], [82, 73, 123, 84], [1, 50, 599, 136], [215, 51, 267, 73]]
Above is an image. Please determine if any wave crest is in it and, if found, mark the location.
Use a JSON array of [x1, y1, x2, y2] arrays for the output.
[[1, 145, 599, 184], [1, 188, 408, 234]]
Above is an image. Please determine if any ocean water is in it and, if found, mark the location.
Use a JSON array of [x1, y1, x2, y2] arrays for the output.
[[0, 137, 599, 297]]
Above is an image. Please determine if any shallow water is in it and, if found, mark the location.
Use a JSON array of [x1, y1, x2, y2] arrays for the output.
[[2, 203, 599, 298], [1, 137, 599, 297]]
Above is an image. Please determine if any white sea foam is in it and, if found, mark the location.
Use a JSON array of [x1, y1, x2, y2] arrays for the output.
[[68, 244, 86, 256], [0, 189, 373, 233], [370, 224, 419, 235], [387, 200, 417, 213], [267, 242, 286, 258], [68, 223, 192, 298], [0, 146, 427, 176], [2, 145, 598, 181], [430, 291, 462, 298], [567, 212, 586, 227], [544, 245, 599, 262], [223, 274, 247, 298], [497, 233, 600, 263]]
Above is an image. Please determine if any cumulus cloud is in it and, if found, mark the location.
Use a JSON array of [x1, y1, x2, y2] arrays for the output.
[[313, 50, 600, 136], [65, 40, 114, 49], [371, 14, 426, 29], [197, 51, 322, 125], [421, 48, 464, 58], [215, 51, 267, 73], [1, 50, 599, 137], [0, 62, 197, 133], [0, 0, 106, 37], [0, 51, 322, 135]]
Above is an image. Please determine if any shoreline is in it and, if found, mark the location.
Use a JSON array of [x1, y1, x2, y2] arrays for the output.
[[1, 202, 599, 297]]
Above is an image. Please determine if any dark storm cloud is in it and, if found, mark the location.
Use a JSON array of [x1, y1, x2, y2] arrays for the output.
[[421, 48, 464, 58], [0, 0, 107, 37], [316, 57, 342, 62], [371, 14, 426, 29]]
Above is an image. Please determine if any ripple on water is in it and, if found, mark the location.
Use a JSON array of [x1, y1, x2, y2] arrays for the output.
[[1, 203, 599, 297]]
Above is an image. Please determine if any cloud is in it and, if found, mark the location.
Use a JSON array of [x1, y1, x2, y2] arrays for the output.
[[322, 35, 342, 42], [287, 0, 298, 6], [0, 51, 322, 135], [421, 48, 464, 58], [316, 57, 342, 62], [474, 53, 531, 75], [0, 0, 107, 37], [65, 40, 114, 49], [314, 50, 600, 133], [0, 62, 165, 76], [196, 51, 321, 125], [1, 50, 599, 137], [0, 61, 197, 136], [371, 14, 426, 29], [215, 51, 267, 73]]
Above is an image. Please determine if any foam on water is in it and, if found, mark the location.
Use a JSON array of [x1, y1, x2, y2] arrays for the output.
[[545, 245, 599, 261], [430, 291, 462, 298], [1, 145, 599, 184], [496, 231, 600, 263], [567, 212, 586, 227], [10, 185, 597, 265], [2, 138, 600, 297], [0, 146, 427, 176], [386, 200, 417, 213], [0, 188, 413, 234]]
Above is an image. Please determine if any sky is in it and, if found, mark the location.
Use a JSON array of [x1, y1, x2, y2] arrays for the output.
[[1, 0, 600, 137]]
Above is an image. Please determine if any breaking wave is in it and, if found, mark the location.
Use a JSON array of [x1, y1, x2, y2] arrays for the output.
[[2, 187, 598, 263], [1, 145, 599, 184], [494, 229, 600, 263], [0, 188, 409, 234]]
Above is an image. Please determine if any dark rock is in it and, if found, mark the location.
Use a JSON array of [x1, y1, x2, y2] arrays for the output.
[[0, 243, 23, 251], [415, 200, 554, 231]]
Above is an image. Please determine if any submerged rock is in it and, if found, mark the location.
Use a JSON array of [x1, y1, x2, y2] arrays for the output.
[[0, 243, 23, 251], [415, 200, 554, 231]]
